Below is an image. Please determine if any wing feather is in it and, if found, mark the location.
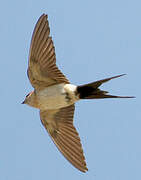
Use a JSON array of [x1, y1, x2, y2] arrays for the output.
[[28, 14, 69, 89], [40, 105, 88, 172]]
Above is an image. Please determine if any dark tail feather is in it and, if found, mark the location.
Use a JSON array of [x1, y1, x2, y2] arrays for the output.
[[77, 74, 135, 99]]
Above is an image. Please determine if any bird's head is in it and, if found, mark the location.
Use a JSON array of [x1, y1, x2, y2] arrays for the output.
[[22, 91, 36, 107]]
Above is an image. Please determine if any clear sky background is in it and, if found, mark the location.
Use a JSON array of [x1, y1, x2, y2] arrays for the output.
[[0, 0, 140, 179]]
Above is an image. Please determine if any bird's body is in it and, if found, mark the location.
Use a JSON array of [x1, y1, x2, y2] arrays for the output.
[[30, 83, 78, 110], [23, 14, 134, 172]]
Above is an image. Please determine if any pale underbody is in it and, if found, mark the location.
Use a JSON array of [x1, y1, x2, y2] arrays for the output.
[[29, 83, 79, 110]]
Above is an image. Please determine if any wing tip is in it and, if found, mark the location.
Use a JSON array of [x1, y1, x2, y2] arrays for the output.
[[41, 13, 47, 17], [81, 166, 88, 173]]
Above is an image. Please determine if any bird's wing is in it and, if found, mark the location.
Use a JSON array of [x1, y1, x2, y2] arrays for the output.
[[40, 105, 88, 172], [28, 14, 69, 90]]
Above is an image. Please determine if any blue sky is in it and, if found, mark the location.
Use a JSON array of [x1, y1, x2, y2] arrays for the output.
[[0, 0, 140, 179]]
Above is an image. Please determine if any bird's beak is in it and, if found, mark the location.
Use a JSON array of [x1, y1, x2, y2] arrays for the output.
[[21, 100, 25, 104]]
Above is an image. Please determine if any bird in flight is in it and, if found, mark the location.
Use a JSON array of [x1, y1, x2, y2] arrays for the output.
[[22, 14, 134, 172]]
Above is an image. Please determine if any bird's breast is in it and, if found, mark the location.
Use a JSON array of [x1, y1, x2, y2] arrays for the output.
[[36, 83, 78, 110]]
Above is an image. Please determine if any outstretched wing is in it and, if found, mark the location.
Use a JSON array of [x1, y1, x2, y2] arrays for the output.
[[40, 105, 88, 172], [28, 14, 69, 90]]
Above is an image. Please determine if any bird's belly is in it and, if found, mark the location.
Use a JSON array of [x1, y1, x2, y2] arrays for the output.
[[36, 84, 73, 110]]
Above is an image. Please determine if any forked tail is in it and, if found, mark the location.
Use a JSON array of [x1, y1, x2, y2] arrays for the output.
[[77, 74, 134, 99]]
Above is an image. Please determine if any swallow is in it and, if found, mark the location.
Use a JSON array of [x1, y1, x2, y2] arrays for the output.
[[22, 14, 134, 172]]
